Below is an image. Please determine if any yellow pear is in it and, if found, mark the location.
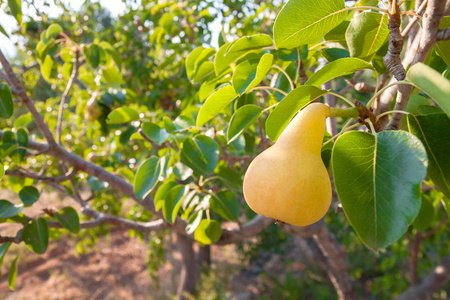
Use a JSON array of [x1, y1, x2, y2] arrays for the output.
[[243, 103, 332, 226]]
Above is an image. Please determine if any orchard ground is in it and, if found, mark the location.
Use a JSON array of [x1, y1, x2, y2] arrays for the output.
[[0, 189, 324, 300]]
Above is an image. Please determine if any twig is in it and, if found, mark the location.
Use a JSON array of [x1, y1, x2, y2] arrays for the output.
[[57, 51, 80, 145], [5, 168, 76, 183], [422, 216, 449, 240], [401, 0, 428, 38], [0, 231, 22, 244]]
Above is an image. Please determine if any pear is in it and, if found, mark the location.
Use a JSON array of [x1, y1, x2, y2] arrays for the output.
[[243, 103, 332, 226]]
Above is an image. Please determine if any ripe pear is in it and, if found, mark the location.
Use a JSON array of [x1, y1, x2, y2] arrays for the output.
[[243, 103, 332, 226]]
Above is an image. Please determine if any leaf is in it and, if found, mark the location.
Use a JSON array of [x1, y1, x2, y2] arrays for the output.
[[232, 53, 274, 95], [40, 55, 53, 81], [194, 219, 222, 245], [0, 83, 14, 119], [180, 135, 219, 176], [186, 210, 203, 235], [18, 186, 40, 207], [332, 131, 428, 251], [141, 122, 170, 146], [435, 16, 450, 66], [87, 176, 108, 192], [7, 0, 22, 24], [305, 57, 374, 87], [54, 206, 80, 233], [225, 34, 273, 55], [274, 0, 347, 49], [414, 195, 435, 231], [44, 23, 63, 43], [8, 256, 19, 290], [107, 107, 140, 124], [209, 191, 239, 221], [196, 85, 237, 128], [406, 113, 450, 199], [0, 24, 9, 38], [0, 242, 11, 276], [214, 41, 265, 76], [406, 63, 450, 118], [345, 12, 389, 59], [186, 47, 215, 81], [14, 113, 33, 128], [227, 105, 262, 143], [23, 218, 49, 254], [322, 48, 350, 62], [0, 162, 3, 181], [216, 165, 242, 189], [266, 86, 329, 141], [163, 185, 188, 224], [0, 200, 23, 218], [101, 66, 123, 85], [193, 62, 215, 83], [134, 156, 163, 200], [154, 180, 178, 211]]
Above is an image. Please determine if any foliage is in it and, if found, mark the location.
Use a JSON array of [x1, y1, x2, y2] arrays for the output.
[[0, 0, 449, 297]]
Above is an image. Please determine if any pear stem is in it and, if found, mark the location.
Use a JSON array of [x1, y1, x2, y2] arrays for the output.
[[328, 107, 359, 118]]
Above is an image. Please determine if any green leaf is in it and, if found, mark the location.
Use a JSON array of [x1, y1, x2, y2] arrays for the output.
[[232, 53, 274, 95], [414, 195, 435, 231], [8, 256, 19, 290], [196, 85, 237, 128], [85, 44, 100, 68], [134, 156, 163, 200], [194, 219, 222, 245], [180, 135, 219, 176], [186, 47, 215, 81], [322, 48, 350, 62], [107, 107, 140, 124], [44, 23, 63, 44], [266, 86, 329, 141], [0, 162, 3, 181], [0, 24, 9, 38], [7, 0, 22, 24], [193, 62, 215, 83], [321, 131, 334, 170], [87, 176, 108, 192], [435, 16, 450, 66], [305, 57, 374, 87], [154, 180, 178, 211], [54, 206, 80, 233], [141, 122, 170, 146], [23, 218, 49, 254], [14, 113, 33, 128], [18, 186, 40, 207], [225, 34, 273, 55], [214, 41, 265, 76], [0, 242, 11, 276], [406, 113, 450, 199], [227, 105, 262, 143], [101, 66, 123, 85], [332, 131, 428, 251], [186, 210, 203, 235], [163, 185, 188, 224], [40, 55, 53, 81], [0, 200, 23, 218], [0, 83, 14, 119], [216, 165, 242, 189], [209, 191, 239, 221], [346, 12, 389, 59], [324, 20, 350, 45], [406, 63, 450, 118], [274, 0, 347, 49]]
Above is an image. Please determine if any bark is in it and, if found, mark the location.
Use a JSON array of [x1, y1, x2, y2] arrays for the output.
[[395, 255, 450, 300], [175, 233, 197, 300], [197, 245, 211, 272]]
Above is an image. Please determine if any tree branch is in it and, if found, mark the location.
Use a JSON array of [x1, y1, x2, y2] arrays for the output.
[[395, 255, 450, 300], [57, 50, 80, 145], [437, 27, 450, 40]]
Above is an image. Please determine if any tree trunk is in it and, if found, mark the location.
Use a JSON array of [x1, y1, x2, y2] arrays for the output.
[[197, 245, 211, 274], [175, 233, 197, 300]]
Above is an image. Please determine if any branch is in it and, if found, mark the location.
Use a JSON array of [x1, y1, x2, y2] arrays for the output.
[[0, 230, 22, 244], [385, 0, 446, 130], [384, 0, 406, 81], [57, 51, 80, 145], [0, 49, 57, 147], [5, 168, 76, 183], [437, 27, 450, 41], [395, 255, 450, 300]]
